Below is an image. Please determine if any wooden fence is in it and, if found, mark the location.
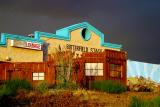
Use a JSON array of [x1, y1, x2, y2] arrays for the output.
[[0, 61, 56, 85]]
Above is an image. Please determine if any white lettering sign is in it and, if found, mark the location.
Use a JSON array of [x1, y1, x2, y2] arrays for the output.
[[11, 40, 42, 50]]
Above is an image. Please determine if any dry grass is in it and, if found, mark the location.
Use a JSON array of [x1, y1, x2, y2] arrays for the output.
[[73, 89, 160, 107], [1, 89, 160, 107]]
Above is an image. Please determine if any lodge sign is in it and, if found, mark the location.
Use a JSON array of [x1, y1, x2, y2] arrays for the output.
[[10, 40, 42, 50]]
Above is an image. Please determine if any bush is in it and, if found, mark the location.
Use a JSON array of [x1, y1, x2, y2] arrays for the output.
[[56, 82, 79, 90], [153, 96, 160, 106], [0, 85, 13, 97], [91, 80, 127, 93], [5, 79, 31, 91], [130, 96, 160, 107], [0, 79, 31, 97], [35, 81, 49, 93]]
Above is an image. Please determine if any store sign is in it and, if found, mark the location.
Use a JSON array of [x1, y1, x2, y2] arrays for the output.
[[66, 44, 103, 52], [10, 40, 42, 50]]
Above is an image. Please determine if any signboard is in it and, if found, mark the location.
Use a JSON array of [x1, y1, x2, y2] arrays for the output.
[[66, 44, 103, 52], [10, 40, 42, 50]]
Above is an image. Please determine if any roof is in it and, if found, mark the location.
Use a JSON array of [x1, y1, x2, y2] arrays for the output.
[[35, 22, 122, 49], [0, 22, 122, 49]]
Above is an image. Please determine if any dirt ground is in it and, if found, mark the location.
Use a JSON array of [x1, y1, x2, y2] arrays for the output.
[[0, 89, 160, 107]]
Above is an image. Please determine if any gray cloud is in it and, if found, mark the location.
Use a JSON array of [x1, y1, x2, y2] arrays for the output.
[[0, 0, 160, 63]]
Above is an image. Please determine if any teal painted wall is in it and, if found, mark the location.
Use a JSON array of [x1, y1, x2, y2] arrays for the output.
[[0, 22, 122, 50]]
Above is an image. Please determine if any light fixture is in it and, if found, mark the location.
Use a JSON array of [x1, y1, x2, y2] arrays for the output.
[[6, 56, 11, 61]]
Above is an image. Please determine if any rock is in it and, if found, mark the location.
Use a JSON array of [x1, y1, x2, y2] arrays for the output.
[[127, 76, 159, 92]]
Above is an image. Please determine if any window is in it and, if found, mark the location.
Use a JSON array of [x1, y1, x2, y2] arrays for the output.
[[109, 64, 122, 78], [33, 72, 44, 80], [85, 63, 103, 76], [81, 28, 91, 41]]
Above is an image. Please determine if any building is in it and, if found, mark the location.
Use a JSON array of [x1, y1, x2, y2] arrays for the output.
[[73, 50, 127, 87], [0, 22, 122, 62], [0, 22, 126, 85]]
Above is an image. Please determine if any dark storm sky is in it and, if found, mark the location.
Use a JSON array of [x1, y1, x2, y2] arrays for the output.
[[0, 0, 160, 64]]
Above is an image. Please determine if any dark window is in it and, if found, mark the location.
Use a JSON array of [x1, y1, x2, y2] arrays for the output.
[[81, 28, 90, 40], [109, 64, 122, 78], [82, 28, 87, 39]]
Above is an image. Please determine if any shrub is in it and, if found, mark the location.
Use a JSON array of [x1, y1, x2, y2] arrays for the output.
[[0, 85, 13, 97], [130, 96, 160, 107], [35, 81, 49, 93], [5, 79, 31, 92], [130, 96, 147, 107], [0, 79, 31, 98], [153, 96, 160, 106], [91, 80, 127, 93], [56, 82, 79, 90]]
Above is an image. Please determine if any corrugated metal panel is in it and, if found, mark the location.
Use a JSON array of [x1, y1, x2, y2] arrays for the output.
[[127, 60, 160, 83]]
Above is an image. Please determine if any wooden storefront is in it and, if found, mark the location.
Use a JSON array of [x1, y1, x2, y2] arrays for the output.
[[0, 49, 127, 88], [73, 49, 127, 88]]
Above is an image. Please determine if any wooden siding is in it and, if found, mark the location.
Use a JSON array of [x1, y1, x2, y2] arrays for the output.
[[73, 49, 127, 88], [0, 49, 127, 88], [0, 61, 56, 85]]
